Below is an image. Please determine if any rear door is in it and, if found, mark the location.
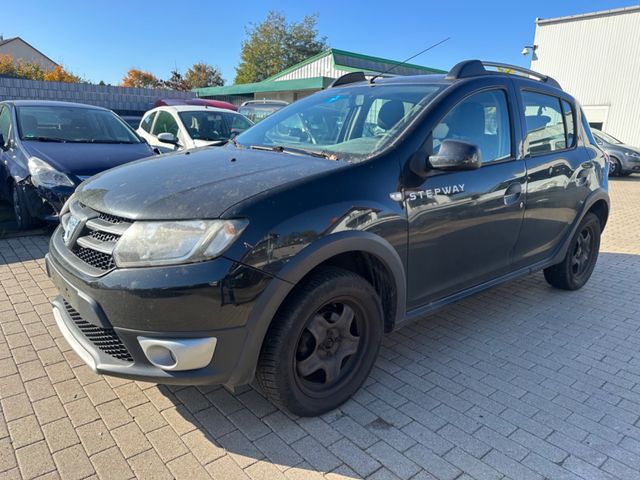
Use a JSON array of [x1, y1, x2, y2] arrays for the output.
[[511, 88, 591, 269], [406, 82, 527, 309]]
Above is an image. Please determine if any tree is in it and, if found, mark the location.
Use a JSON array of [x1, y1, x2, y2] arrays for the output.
[[235, 11, 328, 84], [163, 69, 189, 91], [0, 55, 45, 80], [43, 65, 81, 83], [121, 69, 161, 88], [185, 63, 224, 89], [0, 55, 18, 77]]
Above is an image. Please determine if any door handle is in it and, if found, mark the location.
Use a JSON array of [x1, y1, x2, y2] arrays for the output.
[[504, 183, 522, 206]]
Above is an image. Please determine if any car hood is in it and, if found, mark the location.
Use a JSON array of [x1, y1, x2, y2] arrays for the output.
[[76, 145, 345, 220], [21, 141, 155, 177]]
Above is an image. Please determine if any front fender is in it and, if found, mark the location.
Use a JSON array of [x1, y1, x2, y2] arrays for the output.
[[225, 230, 406, 387]]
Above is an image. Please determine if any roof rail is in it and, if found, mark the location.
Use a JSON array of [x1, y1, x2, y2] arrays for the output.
[[329, 71, 367, 88], [446, 60, 561, 89]]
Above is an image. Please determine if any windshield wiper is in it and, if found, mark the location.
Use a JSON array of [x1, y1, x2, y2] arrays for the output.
[[249, 145, 337, 160], [25, 136, 66, 143], [74, 139, 137, 144]]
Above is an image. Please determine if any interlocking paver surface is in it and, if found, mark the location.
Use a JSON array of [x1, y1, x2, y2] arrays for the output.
[[0, 177, 639, 479]]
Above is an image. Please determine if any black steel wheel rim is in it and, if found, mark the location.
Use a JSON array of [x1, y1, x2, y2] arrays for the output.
[[571, 226, 594, 277], [294, 300, 366, 397]]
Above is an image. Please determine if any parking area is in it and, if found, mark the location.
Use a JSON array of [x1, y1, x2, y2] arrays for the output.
[[0, 178, 639, 480]]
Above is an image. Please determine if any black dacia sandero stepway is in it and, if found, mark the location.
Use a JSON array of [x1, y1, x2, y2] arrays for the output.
[[46, 60, 610, 416]]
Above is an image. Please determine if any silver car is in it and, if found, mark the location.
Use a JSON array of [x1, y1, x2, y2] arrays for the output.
[[592, 128, 640, 176]]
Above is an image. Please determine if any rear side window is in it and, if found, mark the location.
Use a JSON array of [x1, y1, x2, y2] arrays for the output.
[[432, 90, 512, 164], [140, 112, 156, 133], [561, 100, 575, 148], [522, 91, 574, 155], [152, 111, 179, 137]]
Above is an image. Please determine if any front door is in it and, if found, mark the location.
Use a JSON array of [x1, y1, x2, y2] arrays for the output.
[[406, 88, 526, 310]]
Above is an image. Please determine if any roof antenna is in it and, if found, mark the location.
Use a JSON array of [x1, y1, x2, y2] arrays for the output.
[[369, 37, 451, 85]]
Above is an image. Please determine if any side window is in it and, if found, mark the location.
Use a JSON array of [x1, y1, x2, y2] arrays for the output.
[[0, 106, 11, 144], [561, 100, 575, 148], [140, 112, 156, 133], [151, 111, 179, 137], [522, 91, 568, 155], [433, 90, 512, 164], [227, 114, 252, 134]]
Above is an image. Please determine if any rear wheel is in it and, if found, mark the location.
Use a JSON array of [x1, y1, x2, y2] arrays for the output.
[[543, 213, 601, 290], [256, 267, 383, 416], [11, 182, 40, 230]]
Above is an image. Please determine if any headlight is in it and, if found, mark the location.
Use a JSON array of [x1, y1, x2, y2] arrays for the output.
[[624, 151, 640, 158], [113, 219, 248, 267], [27, 157, 75, 188]]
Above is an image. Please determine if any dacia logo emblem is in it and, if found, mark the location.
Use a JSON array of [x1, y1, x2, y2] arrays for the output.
[[63, 215, 81, 246]]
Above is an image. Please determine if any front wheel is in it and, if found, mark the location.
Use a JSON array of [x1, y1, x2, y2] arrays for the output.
[[256, 267, 383, 416], [544, 212, 601, 290], [608, 157, 622, 177], [11, 182, 40, 230]]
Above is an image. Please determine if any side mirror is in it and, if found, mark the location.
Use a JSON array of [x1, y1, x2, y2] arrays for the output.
[[429, 139, 481, 171], [0, 133, 6, 151], [157, 132, 179, 145]]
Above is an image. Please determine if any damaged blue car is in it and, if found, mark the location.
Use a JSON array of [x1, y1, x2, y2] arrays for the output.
[[0, 100, 155, 229]]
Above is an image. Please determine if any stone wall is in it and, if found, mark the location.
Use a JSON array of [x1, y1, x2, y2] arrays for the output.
[[0, 76, 195, 115]]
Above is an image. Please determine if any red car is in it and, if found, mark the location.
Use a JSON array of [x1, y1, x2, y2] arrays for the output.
[[155, 98, 237, 112]]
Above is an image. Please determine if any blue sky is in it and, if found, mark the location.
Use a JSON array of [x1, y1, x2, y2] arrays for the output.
[[3, 1, 637, 85]]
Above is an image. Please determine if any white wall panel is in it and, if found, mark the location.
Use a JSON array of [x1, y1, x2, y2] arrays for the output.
[[531, 7, 640, 146]]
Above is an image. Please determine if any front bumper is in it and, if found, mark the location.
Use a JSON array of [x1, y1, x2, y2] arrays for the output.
[[23, 182, 74, 222], [46, 230, 279, 385]]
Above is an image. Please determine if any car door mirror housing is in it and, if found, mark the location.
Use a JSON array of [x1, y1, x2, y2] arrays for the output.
[[0, 133, 6, 151], [429, 140, 481, 171], [157, 132, 178, 145]]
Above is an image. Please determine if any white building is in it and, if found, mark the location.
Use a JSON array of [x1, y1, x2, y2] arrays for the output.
[[0, 36, 58, 71], [530, 6, 640, 146]]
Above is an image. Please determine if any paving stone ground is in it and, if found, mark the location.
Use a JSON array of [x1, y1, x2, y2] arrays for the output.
[[1, 177, 640, 480]]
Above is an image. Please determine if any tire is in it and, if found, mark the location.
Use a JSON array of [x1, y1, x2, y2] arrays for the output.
[[11, 182, 40, 230], [543, 212, 601, 291], [256, 266, 384, 416], [609, 157, 622, 177]]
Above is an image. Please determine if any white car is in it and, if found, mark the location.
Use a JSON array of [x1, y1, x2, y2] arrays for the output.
[[136, 105, 253, 152]]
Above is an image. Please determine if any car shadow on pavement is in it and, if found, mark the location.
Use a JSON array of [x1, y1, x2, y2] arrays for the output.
[[149, 250, 640, 479]]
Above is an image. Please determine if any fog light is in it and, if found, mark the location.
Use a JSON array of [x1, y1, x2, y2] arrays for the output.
[[145, 345, 177, 369], [138, 337, 217, 371]]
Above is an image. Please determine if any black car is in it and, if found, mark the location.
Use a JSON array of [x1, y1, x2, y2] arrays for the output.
[[0, 100, 155, 229], [46, 61, 609, 416]]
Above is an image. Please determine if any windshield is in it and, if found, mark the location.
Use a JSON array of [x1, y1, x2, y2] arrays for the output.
[[16, 105, 141, 144], [236, 83, 443, 161], [593, 129, 623, 145], [178, 111, 253, 141], [238, 104, 286, 123]]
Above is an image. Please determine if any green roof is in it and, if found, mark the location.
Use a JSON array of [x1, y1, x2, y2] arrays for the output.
[[195, 76, 335, 97], [266, 48, 445, 81]]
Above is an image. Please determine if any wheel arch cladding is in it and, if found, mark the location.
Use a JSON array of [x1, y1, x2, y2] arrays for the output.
[[225, 231, 406, 387], [588, 198, 609, 231]]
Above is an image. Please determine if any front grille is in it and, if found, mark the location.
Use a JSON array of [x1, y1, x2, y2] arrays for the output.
[[64, 201, 132, 274], [72, 246, 116, 271], [89, 230, 119, 243], [63, 301, 133, 362], [99, 212, 127, 224]]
